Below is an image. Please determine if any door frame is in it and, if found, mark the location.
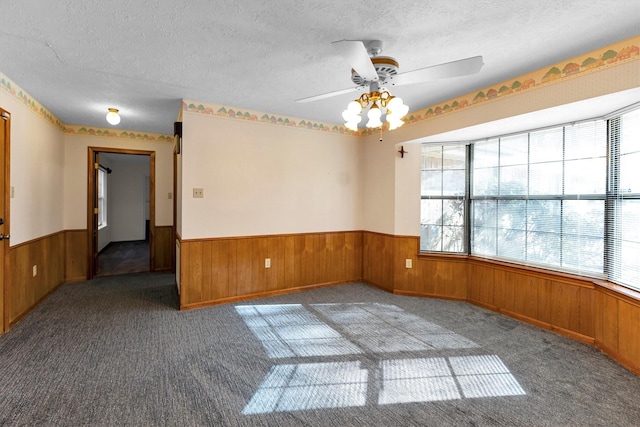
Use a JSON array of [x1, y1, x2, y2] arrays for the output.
[[1, 108, 10, 333], [87, 147, 156, 279]]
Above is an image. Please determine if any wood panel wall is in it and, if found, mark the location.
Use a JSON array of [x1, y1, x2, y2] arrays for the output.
[[5, 227, 638, 374], [8, 231, 65, 326], [65, 229, 87, 282], [362, 231, 638, 374], [5, 226, 175, 330], [595, 285, 640, 374], [465, 258, 639, 374], [362, 233, 467, 300], [467, 259, 596, 344], [179, 231, 362, 309], [64, 226, 173, 281], [408, 254, 468, 300], [362, 232, 395, 292], [154, 226, 174, 272]]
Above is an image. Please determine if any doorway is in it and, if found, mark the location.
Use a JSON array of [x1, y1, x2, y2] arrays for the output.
[[87, 148, 156, 279]]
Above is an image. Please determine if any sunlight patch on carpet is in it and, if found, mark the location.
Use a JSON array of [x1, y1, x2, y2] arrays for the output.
[[236, 303, 526, 415], [242, 362, 368, 414]]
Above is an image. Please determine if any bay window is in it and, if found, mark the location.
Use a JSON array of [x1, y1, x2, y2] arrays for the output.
[[420, 106, 640, 292]]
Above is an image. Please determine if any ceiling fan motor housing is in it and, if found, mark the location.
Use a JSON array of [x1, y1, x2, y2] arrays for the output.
[[351, 56, 399, 86]]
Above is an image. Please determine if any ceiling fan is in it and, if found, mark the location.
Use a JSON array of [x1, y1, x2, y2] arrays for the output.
[[296, 39, 484, 103]]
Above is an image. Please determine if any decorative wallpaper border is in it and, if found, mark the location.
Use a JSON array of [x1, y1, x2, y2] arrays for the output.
[[182, 100, 359, 136], [63, 125, 174, 143], [0, 73, 66, 131], [185, 35, 639, 136], [0, 72, 173, 143], [397, 35, 640, 130]]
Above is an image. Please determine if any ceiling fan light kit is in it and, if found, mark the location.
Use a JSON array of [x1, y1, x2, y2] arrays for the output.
[[341, 87, 409, 131], [296, 39, 483, 133]]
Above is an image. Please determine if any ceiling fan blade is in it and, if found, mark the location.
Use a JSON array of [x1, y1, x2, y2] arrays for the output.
[[331, 40, 379, 82], [389, 55, 484, 87], [295, 86, 359, 103]]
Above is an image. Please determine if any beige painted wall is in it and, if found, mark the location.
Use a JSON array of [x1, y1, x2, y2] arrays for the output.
[[360, 135, 396, 235], [0, 91, 65, 246], [63, 135, 174, 230], [358, 136, 421, 237], [180, 111, 363, 239], [1, 71, 174, 248], [393, 141, 422, 237], [108, 158, 149, 242]]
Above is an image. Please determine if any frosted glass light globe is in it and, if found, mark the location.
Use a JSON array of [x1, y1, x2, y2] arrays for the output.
[[347, 101, 362, 114], [386, 96, 403, 111], [106, 108, 121, 125]]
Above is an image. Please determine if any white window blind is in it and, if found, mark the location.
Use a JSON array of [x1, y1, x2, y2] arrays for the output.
[[609, 109, 640, 290], [420, 145, 466, 253], [471, 121, 606, 276]]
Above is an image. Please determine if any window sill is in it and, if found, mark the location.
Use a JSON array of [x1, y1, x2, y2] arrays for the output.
[[418, 252, 469, 261], [592, 279, 640, 306]]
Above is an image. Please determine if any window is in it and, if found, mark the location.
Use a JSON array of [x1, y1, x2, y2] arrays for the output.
[[470, 122, 607, 276], [420, 145, 466, 253], [609, 109, 640, 289], [421, 109, 640, 291], [98, 166, 107, 229]]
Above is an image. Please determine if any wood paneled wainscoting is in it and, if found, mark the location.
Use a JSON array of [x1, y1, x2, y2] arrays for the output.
[[594, 284, 640, 375], [362, 232, 396, 292], [466, 258, 639, 375], [153, 226, 174, 272], [178, 231, 363, 310], [65, 229, 88, 282], [4, 227, 174, 331], [8, 231, 66, 326], [467, 258, 596, 344], [362, 232, 468, 300], [361, 231, 639, 375], [64, 226, 174, 282]]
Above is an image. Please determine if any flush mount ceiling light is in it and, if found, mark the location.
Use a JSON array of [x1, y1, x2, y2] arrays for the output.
[[296, 40, 484, 132], [105, 108, 120, 125]]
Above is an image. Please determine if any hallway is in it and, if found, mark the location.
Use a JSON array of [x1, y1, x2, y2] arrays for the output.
[[97, 240, 149, 276]]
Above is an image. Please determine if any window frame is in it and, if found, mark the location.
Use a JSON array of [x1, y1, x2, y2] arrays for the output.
[[97, 166, 107, 230], [419, 144, 469, 254], [607, 112, 640, 290], [468, 121, 607, 277]]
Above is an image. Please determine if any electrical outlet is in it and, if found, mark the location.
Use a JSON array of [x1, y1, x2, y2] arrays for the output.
[[168, 192, 173, 199], [265, 258, 271, 268], [11, 186, 14, 198], [405, 259, 412, 269], [32, 265, 37, 277], [193, 188, 204, 198]]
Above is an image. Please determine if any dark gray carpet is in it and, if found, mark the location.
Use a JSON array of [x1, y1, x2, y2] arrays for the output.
[[0, 273, 638, 426], [97, 240, 150, 276]]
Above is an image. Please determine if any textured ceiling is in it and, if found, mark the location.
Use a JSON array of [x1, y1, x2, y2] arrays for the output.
[[0, 0, 638, 134]]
